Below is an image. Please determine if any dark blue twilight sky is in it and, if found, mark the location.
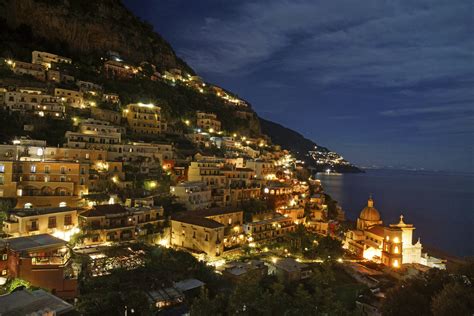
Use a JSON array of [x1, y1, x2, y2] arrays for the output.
[[124, 0, 473, 172]]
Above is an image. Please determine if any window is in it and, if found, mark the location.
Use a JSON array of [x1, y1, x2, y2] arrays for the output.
[[0, 175, 3, 185], [2, 254, 7, 261], [60, 166, 66, 174], [60, 176, 66, 182], [64, 215, 72, 226], [0, 164, 4, 173], [44, 166, 50, 173], [59, 202, 67, 207], [30, 220, 38, 231], [1, 270, 6, 276], [30, 165, 36, 173], [48, 216, 57, 228]]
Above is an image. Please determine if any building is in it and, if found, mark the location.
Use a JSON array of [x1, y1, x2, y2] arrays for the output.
[[102, 93, 121, 104], [381, 215, 422, 268], [8, 60, 45, 81], [222, 260, 268, 283], [0, 289, 75, 315], [91, 107, 122, 125], [2, 234, 78, 298], [4, 89, 65, 118], [243, 212, 296, 242], [76, 80, 103, 93], [170, 208, 243, 257], [187, 161, 226, 188], [273, 257, 312, 282], [245, 160, 276, 180], [104, 60, 138, 79], [262, 181, 293, 209], [345, 197, 432, 269], [78, 204, 164, 245], [65, 119, 123, 150], [0, 160, 90, 208], [2, 206, 79, 240], [196, 111, 221, 132], [54, 88, 83, 108], [32, 51, 72, 69], [170, 181, 212, 211], [125, 103, 164, 135]]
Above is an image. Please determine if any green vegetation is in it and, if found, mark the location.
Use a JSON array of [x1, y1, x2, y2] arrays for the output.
[[191, 262, 360, 315], [381, 261, 474, 316]]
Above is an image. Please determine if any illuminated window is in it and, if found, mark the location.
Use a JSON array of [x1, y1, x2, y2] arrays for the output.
[[393, 237, 400, 243], [393, 259, 399, 268], [59, 202, 67, 207], [2, 254, 7, 261], [1, 270, 6, 276], [24, 202, 32, 209], [0, 164, 4, 173], [30, 165, 36, 173]]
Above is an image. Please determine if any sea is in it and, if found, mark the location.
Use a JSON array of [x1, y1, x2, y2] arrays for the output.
[[315, 169, 474, 257]]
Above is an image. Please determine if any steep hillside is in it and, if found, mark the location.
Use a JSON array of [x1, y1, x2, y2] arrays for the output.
[[0, 0, 192, 73], [0, 0, 359, 171], [260, 118, 362, 173]]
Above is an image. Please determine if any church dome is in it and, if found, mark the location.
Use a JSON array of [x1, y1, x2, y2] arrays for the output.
[[359, 198, 381, 221]]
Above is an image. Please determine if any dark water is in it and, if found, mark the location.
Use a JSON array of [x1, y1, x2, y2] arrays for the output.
[[316, 169, 474, 257]]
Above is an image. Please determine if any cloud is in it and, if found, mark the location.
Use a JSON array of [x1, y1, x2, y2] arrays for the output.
[[177, 0, 473, 89]]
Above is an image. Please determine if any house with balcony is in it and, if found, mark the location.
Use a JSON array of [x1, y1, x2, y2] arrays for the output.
[[2, 234, 78, 299], [0, 160, 90, 208], [243, 212, 296, 242], [170, 207, 244, 257], [170, 181, 212, 211], [2, 206, 79, 240], [78, 204, 164, 245]]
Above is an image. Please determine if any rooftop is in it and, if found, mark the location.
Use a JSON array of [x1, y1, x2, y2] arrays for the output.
[[274, 258, 308, 272], [0, 289, 74, 316], [189, 207, 242, 218], [5, 234, 67, 252], [80, 204, 127, 217], [10, 206, 77, 217], [171, 215, 224, 229]]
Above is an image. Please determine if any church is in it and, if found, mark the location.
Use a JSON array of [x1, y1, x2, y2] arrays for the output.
[[344, 197, 423, 268]]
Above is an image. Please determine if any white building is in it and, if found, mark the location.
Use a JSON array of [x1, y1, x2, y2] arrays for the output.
[[170, 181, 212, 211]]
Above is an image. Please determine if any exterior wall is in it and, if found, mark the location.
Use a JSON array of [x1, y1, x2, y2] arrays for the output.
[[170, 182, 212, 211], [3, 209, 78, 238], [196, 112, 221, 132], [54, 88, 83, 108], [381, 229, 403, 268], [79, 207, 164, 245], [170, 220, 224, 257], [32, 51, 72, 68], [0, 160, 89, 208], [244, 214, 295, 242], [7, 249, 77, 299], [91, 107, 121, 125], [125, 103, 163, 135], [187, 162, 226, 188], [10, 61, 45, 81]]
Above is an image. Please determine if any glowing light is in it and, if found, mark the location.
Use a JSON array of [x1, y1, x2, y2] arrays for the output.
[[137, 102, 155, 108], [271, 257, 278, 264], [209, 128, 214, 133], [337, 258, 343, 263], [111, 176, 119, 183], [264, 188, 270, 194], [184, 120, 190, 126], [363, 247, 381, 261], [393, 259, 399, 268], [393, 237, 400, 243], [158, 238, 170, 248], [6, 59, 13, 65]]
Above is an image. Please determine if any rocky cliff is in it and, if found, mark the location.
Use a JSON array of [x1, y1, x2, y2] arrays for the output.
[[0, 0, 193, 73]]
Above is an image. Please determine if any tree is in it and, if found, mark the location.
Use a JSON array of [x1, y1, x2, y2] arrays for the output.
[[382, 269, 454, 316], [190, 289, 226, 316], [431, 282, 474, 316]]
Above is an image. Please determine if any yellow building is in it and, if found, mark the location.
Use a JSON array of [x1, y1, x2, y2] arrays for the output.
[[196, 111, 221, 132], [8, 60, 45, 81], [2, 206, 78, 240], [170, 208, 243, 257], [125, 103, 163, 135], [54, 88, 83, 108], [0, 160, 89, 208], [79, 204, 164, 245], [32, 51, 72, 69], [187, 161, 226, 188], [243, 212, 296, 242]]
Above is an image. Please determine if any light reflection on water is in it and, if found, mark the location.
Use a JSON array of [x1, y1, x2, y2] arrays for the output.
[[315, 169, 474, 257]]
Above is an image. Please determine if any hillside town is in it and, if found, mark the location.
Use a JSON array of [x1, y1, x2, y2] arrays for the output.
[[0, 50, 463, 315]]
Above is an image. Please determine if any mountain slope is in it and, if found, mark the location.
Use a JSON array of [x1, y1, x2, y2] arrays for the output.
[[0, 0, 360, 171], [260, 118, 362, 172], [0, 0, 193, 73]]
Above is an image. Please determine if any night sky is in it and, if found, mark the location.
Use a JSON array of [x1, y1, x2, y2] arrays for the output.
[[124, 0, 473, 172]]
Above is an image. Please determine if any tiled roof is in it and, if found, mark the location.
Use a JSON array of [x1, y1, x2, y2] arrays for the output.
[[11, 206, 77, 217]]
